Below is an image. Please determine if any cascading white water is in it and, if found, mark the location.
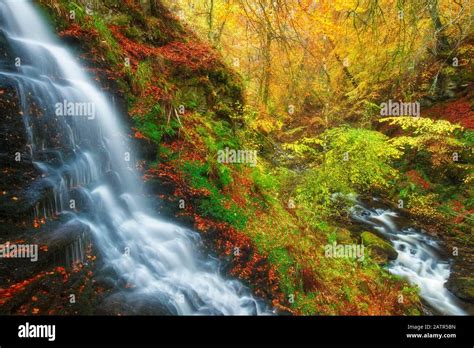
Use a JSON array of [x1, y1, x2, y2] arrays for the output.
[[0, 0, 267, 315], [351, 200, 466, 315]]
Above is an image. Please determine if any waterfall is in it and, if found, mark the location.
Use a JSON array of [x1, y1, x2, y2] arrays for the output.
[[0, 0, 267, 315]]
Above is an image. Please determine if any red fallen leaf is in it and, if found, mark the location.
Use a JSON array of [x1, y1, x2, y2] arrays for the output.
[[0, 272, 49, 305], [134, 130, 148, 140], [108, 25, 218, 72], [59, 24, 98, 40], [406, 170, 430, 190]]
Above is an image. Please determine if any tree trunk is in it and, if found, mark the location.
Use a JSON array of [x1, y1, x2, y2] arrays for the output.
[[261, 31, 272, 105], [150, 0, 158, 16], [428, 0, 450, 54], [207, 0, 214, 41]]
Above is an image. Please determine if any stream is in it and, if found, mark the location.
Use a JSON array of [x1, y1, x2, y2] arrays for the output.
[[351, 198, 468, 315]]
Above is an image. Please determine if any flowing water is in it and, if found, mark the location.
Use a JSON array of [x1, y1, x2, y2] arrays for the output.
[[0, 0, 267, 315], [351, 199, 467, 315]]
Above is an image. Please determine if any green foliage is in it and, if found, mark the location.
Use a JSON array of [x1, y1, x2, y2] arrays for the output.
[[267, 247, 297, 295], [399, 182, 418, 201], [361, 100, 382, 126], [212, 120, 239, 149], [197, 118, 239, 152], [459, 130, 474, 147], [199, 194, 248, 229], [380, 116, 462, 133], [293, 292, 319, 315], [381, 117, 468, 171], [63, 1, 87, 23], [110, 13, 132, 26], [327, 230, 337, 244], [134, 104, 179, 143], [320, 128, 402, 186], [174, 86, 206, 111], [215, 162, 233, 187], [282, 137, 323, 161], [124, 26, 142, 40], [380, 116, 463, 150], [133, 61, 153, 92], [181, 160, 247, 229], [194, 117, 238, 188], [252, 168, 279, 193], [182, 160, 213, 190], [250, 168, 280, 207], [295, 127, 401, 221], [90, 15, 121, 64]]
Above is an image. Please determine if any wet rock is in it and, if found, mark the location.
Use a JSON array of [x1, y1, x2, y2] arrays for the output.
[[0, 29, 16, 69], [96, 292, 171, 315], [103, 171, 123, 192], [0, 82, 44, 220], [446, 276, 474, 303], [361, 231, 398, 265], [134, 136, 157, 161], [0, 218, 91, 288]]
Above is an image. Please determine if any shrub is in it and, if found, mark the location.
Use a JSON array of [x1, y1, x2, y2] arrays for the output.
[[295, 127, 401, 221]]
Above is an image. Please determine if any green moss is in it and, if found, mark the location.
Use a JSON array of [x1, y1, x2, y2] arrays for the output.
[[134, 104, 179, 144], [251, 168, 279, 202], [174, 85, 207, 111], [110, 13, 133, 26], [132, 60, 153, 92], [91, 16, 121, 64], [181, 160, 246, 229], [181, 160, 213, 191], [124, 26, 142, 40], [361, 231, 398, 264], [294, 292, 319, 315], [267, 247, 297, 296], [198, 193, 247, 230]]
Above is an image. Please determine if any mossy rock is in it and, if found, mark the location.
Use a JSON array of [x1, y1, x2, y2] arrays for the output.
[[336, 228, 353, 244], [361, 231, 398, 265], [446, 276, 474, 303]]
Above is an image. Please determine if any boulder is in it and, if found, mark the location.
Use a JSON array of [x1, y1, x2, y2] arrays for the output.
[[446, 276, 474, 303], [335, 228, 353, 244], [361, 231, 398, 265]]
